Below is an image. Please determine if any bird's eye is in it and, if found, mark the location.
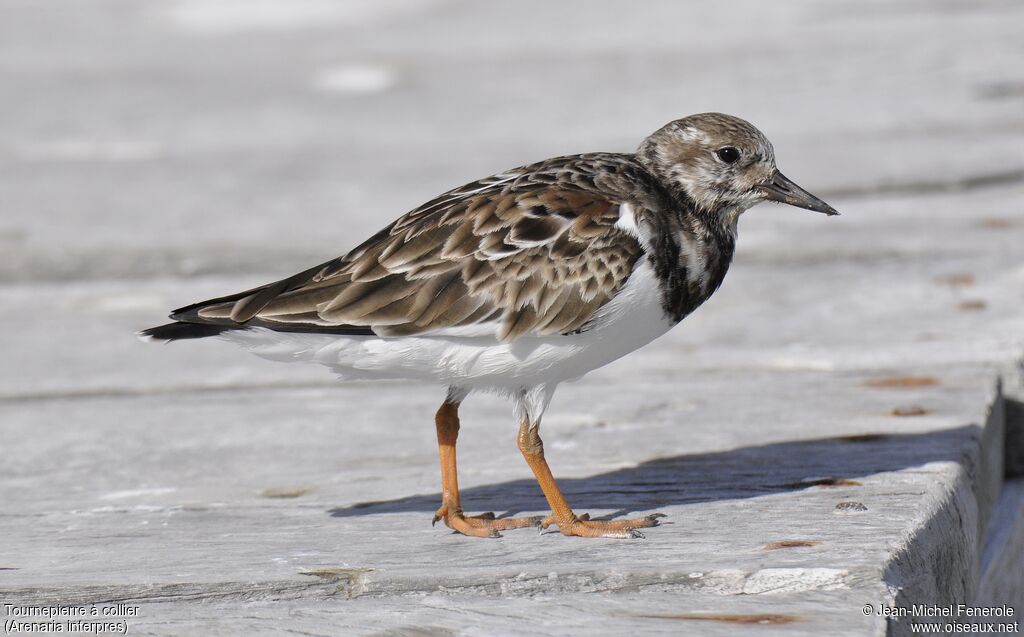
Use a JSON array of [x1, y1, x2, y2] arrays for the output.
[[716, 147, 740, 164]]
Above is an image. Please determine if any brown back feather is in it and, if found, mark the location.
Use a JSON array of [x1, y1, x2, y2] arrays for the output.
[[179, 155, 649, 341]]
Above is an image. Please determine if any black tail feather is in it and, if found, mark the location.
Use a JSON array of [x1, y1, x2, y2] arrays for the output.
[[139, 320, 376, 342], [139, 322, 232, 342]]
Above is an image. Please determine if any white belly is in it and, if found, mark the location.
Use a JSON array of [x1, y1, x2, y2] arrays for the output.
[[222, 257, 672, 390]]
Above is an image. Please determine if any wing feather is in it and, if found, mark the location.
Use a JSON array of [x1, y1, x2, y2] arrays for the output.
[[171, 155, 649, 341]]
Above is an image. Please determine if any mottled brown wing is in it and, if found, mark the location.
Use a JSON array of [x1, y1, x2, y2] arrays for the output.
[[179, 163, 644, 342]]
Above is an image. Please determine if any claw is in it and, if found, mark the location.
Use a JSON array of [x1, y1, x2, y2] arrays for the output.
[[434, 507, 544, 537], [538, 511, 664, 538]]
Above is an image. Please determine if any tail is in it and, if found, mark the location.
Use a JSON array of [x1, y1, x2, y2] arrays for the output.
[[140, 259, 376, 343], [138, 322, 234, 342]]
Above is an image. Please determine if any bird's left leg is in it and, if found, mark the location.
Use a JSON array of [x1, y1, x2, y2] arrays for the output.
[[432, 390, 543, 537], [515, 386, 664, 539]]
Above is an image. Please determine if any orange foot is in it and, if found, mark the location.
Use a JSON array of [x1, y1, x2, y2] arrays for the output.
[[540, 513, 666, 539], [433, 507, 544, 538]]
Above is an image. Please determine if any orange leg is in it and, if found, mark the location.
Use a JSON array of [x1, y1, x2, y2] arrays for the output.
[[517, 420, 665, 538], [433, 401, 543, 537]]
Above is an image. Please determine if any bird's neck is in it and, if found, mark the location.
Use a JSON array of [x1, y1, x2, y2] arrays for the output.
[[648, 192, 737, 324]]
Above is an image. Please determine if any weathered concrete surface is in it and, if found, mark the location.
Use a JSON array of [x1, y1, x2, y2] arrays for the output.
[[979, 479, 1024, 614], [1, 1, 1023, 636]]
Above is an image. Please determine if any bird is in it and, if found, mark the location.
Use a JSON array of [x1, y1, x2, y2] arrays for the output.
[[141, 113, 837, 539]]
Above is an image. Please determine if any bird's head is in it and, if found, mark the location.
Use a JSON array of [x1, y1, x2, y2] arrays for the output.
[[637, 113, 838, 227]]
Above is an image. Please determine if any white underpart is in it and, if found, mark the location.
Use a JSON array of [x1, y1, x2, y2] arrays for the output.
[[222, 256, 673, 393], [514, 385, 557, 425], [613, 203, 651, 250]]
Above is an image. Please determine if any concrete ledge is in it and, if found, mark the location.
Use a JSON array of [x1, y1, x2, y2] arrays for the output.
[[2, 365, 1020, 636], [884, 384, 1023, 636]]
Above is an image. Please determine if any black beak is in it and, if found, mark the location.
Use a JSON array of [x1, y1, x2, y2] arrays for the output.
[[757, 170, 839, 216]]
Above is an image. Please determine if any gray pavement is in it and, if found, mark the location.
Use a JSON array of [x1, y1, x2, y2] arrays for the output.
[[1, 1, 1023, 636]]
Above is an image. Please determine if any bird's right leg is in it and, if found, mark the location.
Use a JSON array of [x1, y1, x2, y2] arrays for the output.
[[432, 396, 542, 537]]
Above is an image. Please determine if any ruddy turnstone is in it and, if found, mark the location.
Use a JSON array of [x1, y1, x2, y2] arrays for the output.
[[142, 113, 837, 539]]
